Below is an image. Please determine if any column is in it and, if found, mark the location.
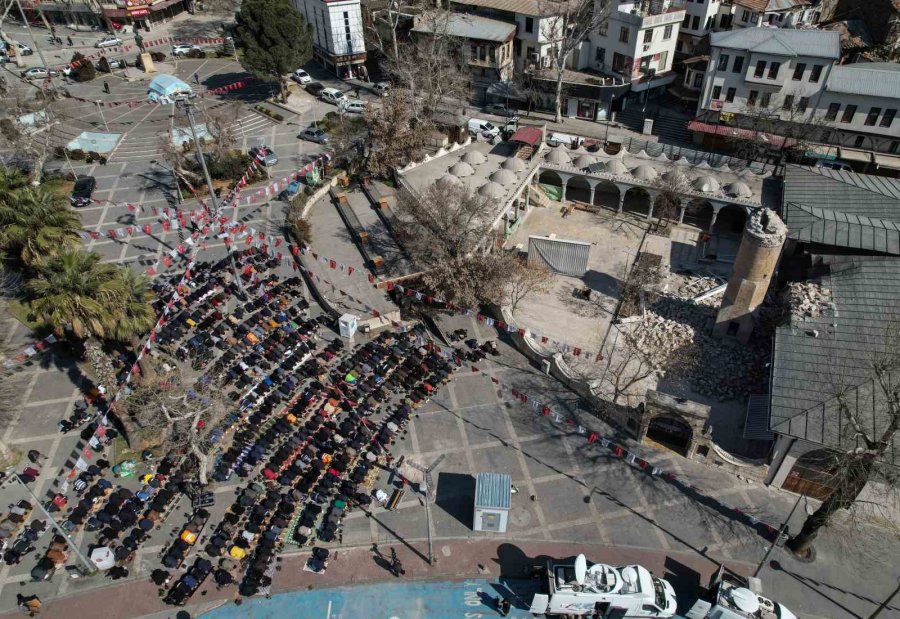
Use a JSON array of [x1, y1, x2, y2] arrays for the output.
[[646, 199, 654, 220], [709, 206, 720, 233], [678, 203, 686, 224], [524, 183, 531, 210], [588, 181, 596, 206], [617, 192, 625, 215], [561, 178, 569, 201]]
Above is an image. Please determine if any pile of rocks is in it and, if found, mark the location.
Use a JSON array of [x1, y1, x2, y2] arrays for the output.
[[627, 294, 769, 401], [676, 276, 725, 307], [786, 280, 832, 320]]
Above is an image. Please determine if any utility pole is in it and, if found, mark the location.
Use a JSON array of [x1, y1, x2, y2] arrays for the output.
[[754, 493, 805, 577], [12, 0, 57, 93], [176, 94, 243, 288], [408, 453, 445, 566], [8, 474, 97, 575]]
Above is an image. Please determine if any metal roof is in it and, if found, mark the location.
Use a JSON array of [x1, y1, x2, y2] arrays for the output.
[[770, 256, 900, 467], [412, 11, 516, 41], [826, 63, 900, 99], [709, 29, 840, 59], [744, 394, 774, 441], [474, 472, 512, 509], [449, 0, 566, 17]]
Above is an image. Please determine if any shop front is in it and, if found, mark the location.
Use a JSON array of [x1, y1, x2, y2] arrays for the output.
[[103, 0, 190, 31]]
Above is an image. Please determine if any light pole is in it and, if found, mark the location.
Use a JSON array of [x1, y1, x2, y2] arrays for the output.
[[604, 94, 615, 146], [95, 100, 109, 132], [754, 493, 805, 577]]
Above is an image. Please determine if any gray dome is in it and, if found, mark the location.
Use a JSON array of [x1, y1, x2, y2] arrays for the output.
[[603, 160, 628, 175], [501, 157, 526, 172], [725, 181, 753, 198], [478, 181, 506, 199], [460, 150, 487, 165], [544, 147, 571, 165], [490, 169, 518, 185], [573, 154, 597, 169], [448, 161, 475, 177], [438, 173, 463, 187], [630, 164, 658, 181], [693, 175, 720, 193]]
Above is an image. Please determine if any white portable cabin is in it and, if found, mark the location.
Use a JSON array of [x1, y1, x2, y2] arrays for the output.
[[473, 472, 511, 533]]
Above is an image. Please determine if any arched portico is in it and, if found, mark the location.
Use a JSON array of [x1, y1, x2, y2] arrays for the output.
[[593, 180, 621, 212], [564, 175, 592, 202], [622, 186, 656, 219], [711, 203, 750, 236]]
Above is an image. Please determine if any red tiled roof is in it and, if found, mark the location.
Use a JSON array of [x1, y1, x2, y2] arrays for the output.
[[510, 126, 542, 147], [688, 119, 796, 148]]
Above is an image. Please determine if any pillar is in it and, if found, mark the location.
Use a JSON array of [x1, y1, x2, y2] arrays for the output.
[[617, 192, 625, 214], [588, 182, 596, 206], [524, 183, 531, 210], [646, 200, 654, 220], [709, 206, 720, 233], [678, 204, 686, 224], [561, 178, 569, 201]]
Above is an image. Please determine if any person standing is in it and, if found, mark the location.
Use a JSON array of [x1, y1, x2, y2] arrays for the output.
[[103, 81, 110, 94], [67, 35, 73, 47]]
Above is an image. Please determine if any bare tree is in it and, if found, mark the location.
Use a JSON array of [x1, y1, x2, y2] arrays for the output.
[[651, 171, 693, 232], [0, 89, 60, 185], [0, 361, 26, 465], [203, 102, 242, 158], [363, 89, 434, 177], [537, 0, 610, 123], [363, 0, 420, 63], [503, 258, 551, 315], [786, 322, 900, 558], [397, 180, 518, 307]]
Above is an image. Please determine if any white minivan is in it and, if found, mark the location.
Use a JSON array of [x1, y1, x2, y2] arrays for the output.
[[468, 118, 500, 139], [320, 88, 347, 106]]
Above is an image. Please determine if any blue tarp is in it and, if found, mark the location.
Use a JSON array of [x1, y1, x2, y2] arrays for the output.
[[147, 74, 192, 104]]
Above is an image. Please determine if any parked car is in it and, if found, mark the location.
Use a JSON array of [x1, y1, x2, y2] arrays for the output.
[[70, 176, 97, 207], [298, 127, 330, 144], [21, 67, 58, 80], [341, 99, 367, 114], [292, 69, 311, 84], [373, 81, 390, 96], [172, 43, 202, 56], [249, 145, 278, 166], [467, 118, 500, 139], [814, 159, 853, 172], [97, 57, 125, 71], [306, 82, 325, 97], [14, 42, 33, 56], [320, 87, 346, 106], [95, 36, 122, 48]]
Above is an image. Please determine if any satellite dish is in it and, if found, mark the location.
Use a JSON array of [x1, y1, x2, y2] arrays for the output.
[[574, 554, 587, 585], [622, 567, 638, 585], [730, 588, 761, 614]]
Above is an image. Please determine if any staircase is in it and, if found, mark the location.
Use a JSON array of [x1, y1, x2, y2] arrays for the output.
[[529, 183, 554, 208], [616, 97, 693, 148]]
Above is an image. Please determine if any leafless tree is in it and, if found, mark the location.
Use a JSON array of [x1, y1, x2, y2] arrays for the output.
[[363, 0, 421, 63], [203, 102, 242, 158], [537, 0, 610, 123], [0, 89, 60, 185], [363, 89, 434, 177], [122, 366, 230, 484], [651, 171, 693, 232], [0, 361, 26, 465], [503, 258, 551, 315], [786, 322, 900, 558]]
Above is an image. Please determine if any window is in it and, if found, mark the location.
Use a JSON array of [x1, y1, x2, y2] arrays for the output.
[[866, 107, 882, 126], [712, 85, 722, 99], [854, 135, 864, 148], [792, 62, 806, 80], [732, 56, 744, 73], [717, 54, 729, 71], [760, 92, 771, 107], [798, 96, 809, 112], [825, 102, 840, 121], [754, 60, 765, 78], [663, 24, 672, 40], [612, 52, 628, 73], [751, 12, 759, 24], [741, 9, 750, 21], [782, 95, 793, 110], [599, 22, 608, 36], [809, 64, 823, 82], [881, 109, 897, 128], [748, 90, 758, 106], [693, 73, 703, 88], [705, 16, 713, 29], [595, 47, 605, 64], [644, 28, 653, 44], [841, 104, 857, 123], [682, 14, 690, 27], [726, 87, 735, 102], [891, 141, 899, 154], [768, 62, 780, 79], [692, 15, 700, 29], [525, 17, 533, 33], [619, 26, 630, 43]]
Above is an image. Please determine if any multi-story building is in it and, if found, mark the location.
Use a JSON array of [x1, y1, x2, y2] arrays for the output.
[[291, 0, 366, 78], [410, 11, 516, 104], [694, 28, 900, 168], [21, 0, 192, 31], [730, 0, 818, 29], [676, 0, 729, 58]]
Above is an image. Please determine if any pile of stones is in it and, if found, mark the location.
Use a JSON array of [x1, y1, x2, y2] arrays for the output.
[[785, 280, 832, 320]]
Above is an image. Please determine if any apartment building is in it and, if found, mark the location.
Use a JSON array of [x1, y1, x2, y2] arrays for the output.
[[730, 0, 818, 29], [676, 0, 730, 57], [694, 29, 900, 171], [291, 0, 367, 78], [411, 11, 516, 103]]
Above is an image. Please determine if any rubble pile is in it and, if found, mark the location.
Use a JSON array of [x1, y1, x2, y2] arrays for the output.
[[786, 281, 832, 320], [676, 276, 724, 307], [627, 295, 770, 401]]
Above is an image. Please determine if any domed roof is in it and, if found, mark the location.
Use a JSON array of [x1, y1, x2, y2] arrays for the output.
[[603, 160, 628, 175], [693, 175, 720, 193], [438, 173, 463, 187], [460, 150, 487, 165], [573, 154, 597, 169], [630, 164, 658, 181], [725, 181, 753, 198], [490, 169, 517, 185], [478, 181, 506, 199], [448, 161, 475, 177], [544, 147, 571, 165], [501, 157, 526, 172]]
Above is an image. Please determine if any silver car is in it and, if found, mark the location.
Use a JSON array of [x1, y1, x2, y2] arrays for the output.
[[299, 128, 330, 144], [172, 43, 202, 56], [21, 67, 59, 79], [95, 36, 122, 48]]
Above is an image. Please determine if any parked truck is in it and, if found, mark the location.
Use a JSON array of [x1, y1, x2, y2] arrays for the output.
[[685, 567, 797, 619]]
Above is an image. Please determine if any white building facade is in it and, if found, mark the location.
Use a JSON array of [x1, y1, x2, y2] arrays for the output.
[[291, 0, 366, 78]]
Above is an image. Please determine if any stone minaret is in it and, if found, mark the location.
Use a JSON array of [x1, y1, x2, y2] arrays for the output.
[[713, 208, 787, 343]]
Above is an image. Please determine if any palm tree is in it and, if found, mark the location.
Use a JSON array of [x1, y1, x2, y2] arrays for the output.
[[0, 187, 82, 269], [27, 250, 156, 395]]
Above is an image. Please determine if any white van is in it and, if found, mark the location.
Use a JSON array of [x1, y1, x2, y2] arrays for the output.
[[468, 118, 499, 139], [320, 88, 347, 106]]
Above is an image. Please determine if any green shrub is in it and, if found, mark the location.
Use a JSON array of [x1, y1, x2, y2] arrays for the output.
[[273, 113, 283, 121], [69, 149, 85, 161]]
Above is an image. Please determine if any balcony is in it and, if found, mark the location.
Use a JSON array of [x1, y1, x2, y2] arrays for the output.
[[469, 56, 501, 68], [616, 4, 686, 28]]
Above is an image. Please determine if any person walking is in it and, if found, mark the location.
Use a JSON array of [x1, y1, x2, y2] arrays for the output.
[[67, 35, 73, 47], [194, 72, 200, 85], [103, 81, 110, 94], [389, 548, 404, 577]]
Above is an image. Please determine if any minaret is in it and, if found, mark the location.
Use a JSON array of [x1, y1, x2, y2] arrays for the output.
[[713, 208, 787, 343]]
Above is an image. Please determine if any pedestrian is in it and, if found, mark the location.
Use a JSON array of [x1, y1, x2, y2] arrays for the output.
[[103, 81, 110, 94], [26, 450, 42, 464], [499, 598, 511, 616], [67, 35, 73, 47], [530, 494, 536, 502], [17, 593, 41, 616], [194, 72, 200, 85]]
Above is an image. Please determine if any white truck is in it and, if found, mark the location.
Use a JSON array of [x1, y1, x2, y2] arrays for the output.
[[685, 567, 797, 619], [529, 554, 678, 617]]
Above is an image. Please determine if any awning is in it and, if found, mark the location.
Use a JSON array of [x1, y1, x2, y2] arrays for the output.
[[687, 119, 796, 149], [804, 143, 837, 160], [150, 0, 182, 11], [874, 153, 900, 170], [509, 126, 542, 147], [837, 147, 874, 164]]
